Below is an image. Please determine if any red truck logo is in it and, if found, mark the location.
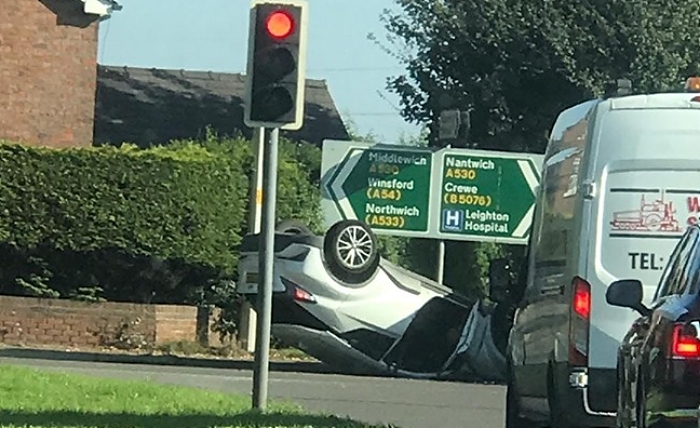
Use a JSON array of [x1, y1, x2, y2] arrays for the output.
[[610, 194, 680, 233]]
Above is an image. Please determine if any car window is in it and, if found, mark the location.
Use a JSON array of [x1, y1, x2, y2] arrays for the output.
[[685, 238, 700, 296], [674, 235, 700, 295], [654, 227, 700, 301], [530, 108, 591, 298], [653, 231, 690, 300], [532, 111, 589, 272], [687, 260, 700, 296]]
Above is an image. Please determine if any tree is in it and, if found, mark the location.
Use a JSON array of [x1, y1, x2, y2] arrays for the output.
[[378, 0, 700, 154], [375, 0, 700, 294], [374, 0, 700, 297]]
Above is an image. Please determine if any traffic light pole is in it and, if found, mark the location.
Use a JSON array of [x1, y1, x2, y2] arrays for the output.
[[252, 126, 279, 411], [240, 128, 265, 353], [245, 1, 307, 410]]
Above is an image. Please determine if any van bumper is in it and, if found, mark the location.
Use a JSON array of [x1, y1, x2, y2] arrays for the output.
[[554, 363, 617, 427]]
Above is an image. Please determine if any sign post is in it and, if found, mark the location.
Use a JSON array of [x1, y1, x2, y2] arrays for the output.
[[321, 140, 544, 245], [436, 240, 445, 284]]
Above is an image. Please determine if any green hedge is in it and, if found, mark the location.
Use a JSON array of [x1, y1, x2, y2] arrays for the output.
[[0, 142, 247, 270], [0, 136, 323, 308]]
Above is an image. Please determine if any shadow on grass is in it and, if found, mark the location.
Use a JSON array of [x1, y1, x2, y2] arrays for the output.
[[0, 410, 376, 428]]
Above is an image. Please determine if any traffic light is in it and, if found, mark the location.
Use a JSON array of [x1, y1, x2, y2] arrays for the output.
[[244, 0, 308, 130]]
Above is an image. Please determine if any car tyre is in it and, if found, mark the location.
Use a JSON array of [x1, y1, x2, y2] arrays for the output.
[[323, 220, 379, 284], [276, 219, 313, 235]]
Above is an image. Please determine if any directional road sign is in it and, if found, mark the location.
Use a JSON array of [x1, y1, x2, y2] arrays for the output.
[[438, 152, 540, 241], [321, 140, 544, 245], [325, 146, 433, 233]]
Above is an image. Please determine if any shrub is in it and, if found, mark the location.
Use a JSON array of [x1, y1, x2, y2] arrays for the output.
[[167, 133, 325, 337], [169, 132, 325, 235], [0, 136, 326, 342], [0, 141, 249, 302]]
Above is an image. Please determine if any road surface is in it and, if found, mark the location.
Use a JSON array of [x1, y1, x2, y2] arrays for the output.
[[0, 357, 506, 428]]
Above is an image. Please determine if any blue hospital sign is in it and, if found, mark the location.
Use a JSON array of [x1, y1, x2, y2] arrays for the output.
[[442, 209, 464, 231]]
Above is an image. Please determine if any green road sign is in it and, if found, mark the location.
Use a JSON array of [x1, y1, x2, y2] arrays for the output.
[[321, 140, 543, 244], [325, 147, 433, 233], [438, 153, 540, 240]]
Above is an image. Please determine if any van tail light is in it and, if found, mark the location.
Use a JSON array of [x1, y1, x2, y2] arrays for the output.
[[569, 277, 591, 366], [671, 323, 700, 359], [574, 279, 591, 318]]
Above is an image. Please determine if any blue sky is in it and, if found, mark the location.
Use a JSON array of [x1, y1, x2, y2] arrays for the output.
[[97, 0, 423, 143]]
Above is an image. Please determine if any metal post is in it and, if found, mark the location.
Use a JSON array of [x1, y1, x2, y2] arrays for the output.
[[239, 128, 265, 353], [252, 127, 279, 411], [250, 127, 266, 233], [436, 240, 445, 284]]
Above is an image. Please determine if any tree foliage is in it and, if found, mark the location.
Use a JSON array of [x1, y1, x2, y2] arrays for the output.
[[380, 0, 700, 154], [377, 0, 700, 295], [0, 136, 323, 306]]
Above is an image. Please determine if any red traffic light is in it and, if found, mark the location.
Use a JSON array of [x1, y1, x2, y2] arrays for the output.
[[266, 11, 294, 39]]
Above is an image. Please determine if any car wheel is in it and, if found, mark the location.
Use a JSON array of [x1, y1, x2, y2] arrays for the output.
[[323, 219, 379, 284], [276, 219, 313, 235]]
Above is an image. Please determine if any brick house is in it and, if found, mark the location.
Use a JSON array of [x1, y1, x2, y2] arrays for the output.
[[0, 1, 347, 149], [0, 0, 119, 148]]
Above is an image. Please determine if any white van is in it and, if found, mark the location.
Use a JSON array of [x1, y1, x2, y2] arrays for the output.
[[492, 78, 700, 428]]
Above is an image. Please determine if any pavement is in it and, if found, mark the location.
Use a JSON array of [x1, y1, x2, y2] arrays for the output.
[[0, 355, 507, 428]]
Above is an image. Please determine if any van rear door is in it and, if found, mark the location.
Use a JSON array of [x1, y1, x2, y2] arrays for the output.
[[589, 94, 700, 373]]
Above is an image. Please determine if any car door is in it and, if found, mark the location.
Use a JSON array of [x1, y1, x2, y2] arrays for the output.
[[634, 227, 700, 420], [617, 316, 650, 427]]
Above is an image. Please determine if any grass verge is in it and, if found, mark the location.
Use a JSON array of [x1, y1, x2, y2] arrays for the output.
[[0, 365, 386, 428]]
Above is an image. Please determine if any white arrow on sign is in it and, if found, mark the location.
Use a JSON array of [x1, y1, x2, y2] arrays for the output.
[[511, 159, 540, 239], [325, 148, 363, 220]]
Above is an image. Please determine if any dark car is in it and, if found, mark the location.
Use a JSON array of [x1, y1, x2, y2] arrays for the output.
[[607, 224, 700, 428]]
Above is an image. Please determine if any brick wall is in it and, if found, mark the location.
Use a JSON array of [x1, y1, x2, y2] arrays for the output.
[[0, 296, 218, 350], [0, 0, 99, 148]]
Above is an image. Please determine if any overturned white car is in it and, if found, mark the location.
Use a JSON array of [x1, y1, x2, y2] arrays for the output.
[[236, 219, 509, 382]]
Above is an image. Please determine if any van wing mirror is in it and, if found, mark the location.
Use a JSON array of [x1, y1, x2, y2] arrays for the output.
[[488, 258, 512, 301], [605, 279, 650, 316]]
